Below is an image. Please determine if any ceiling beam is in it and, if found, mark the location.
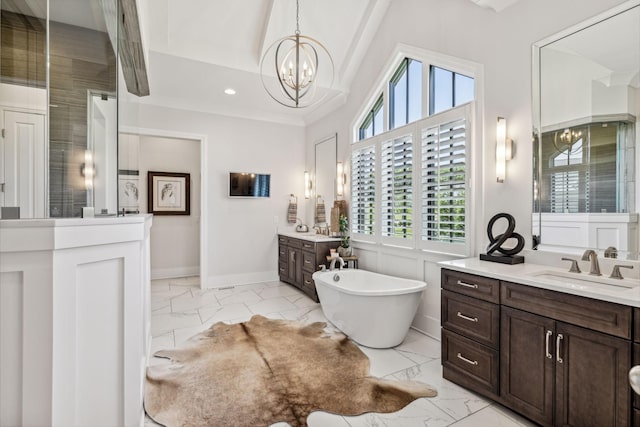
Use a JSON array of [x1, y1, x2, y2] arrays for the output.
[[256, 0, 276, 68], [338, 0, 393, 92], [119, 0, 150, 96]]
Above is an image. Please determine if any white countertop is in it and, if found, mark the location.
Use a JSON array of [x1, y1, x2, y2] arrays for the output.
[[0, 214, 151, 228], [0, 214, 153, 252], [439, 257, 640, 308], [278, 230, 341, 243]]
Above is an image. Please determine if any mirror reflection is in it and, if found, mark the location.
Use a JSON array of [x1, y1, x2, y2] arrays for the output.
[[314, 134, 337, 229], [533, 3, 640, 259]]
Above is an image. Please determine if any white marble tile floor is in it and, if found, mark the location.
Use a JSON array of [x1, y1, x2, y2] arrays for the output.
[[145, 277, 536, 427]]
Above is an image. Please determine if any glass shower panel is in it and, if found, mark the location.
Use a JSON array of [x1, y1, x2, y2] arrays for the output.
[[48, 0, 118, 217], [0, 0, 48, 218]]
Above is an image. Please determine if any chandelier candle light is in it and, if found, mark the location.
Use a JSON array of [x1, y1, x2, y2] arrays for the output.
[[260, 0, 334, 108]]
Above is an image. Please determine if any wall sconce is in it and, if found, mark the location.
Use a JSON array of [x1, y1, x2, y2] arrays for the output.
[[496, 117, 513, 183], [336, 162, 346, 197], [81, 150, 94, 189], [304, 171, 312, 199]]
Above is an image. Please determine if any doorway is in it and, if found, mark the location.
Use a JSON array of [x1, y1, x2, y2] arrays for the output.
[[0, 108, 46, 218], [119, 129, 207, 286]]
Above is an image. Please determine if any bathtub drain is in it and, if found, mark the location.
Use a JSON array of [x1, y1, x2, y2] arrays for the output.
[[333, 274, 340, 282]]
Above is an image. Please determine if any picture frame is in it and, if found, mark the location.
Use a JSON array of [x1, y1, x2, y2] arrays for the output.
[[148, 171, 190, 215], [118, 170, 140, 214]]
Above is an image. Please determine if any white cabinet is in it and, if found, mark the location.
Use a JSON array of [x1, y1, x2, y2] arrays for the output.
[[0, 215, 152, 427]]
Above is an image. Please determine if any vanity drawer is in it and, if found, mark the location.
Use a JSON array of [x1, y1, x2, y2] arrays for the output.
[[278, 235, 288, 245], [278, 245, 287, 261], [442, 269, 500, 304], [442, 290, 500, 349], [302, 272, 319, 302], [300, 240, 315, 251], [302, 251, 315, 272], [286, 238, 302, 249], [278, 261, 287, 278], [302, 271, 314, 291], [501, 281, 632, 339], [442, 329, 499, 396]]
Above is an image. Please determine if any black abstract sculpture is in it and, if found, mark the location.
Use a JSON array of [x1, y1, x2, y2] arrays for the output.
[[480, 213, 525, 264]]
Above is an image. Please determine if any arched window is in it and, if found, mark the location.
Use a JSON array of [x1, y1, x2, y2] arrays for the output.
[[351, 46, 480, 255]]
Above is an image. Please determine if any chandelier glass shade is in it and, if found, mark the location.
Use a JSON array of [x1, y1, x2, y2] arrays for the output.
[[260, 0, 334, 108]]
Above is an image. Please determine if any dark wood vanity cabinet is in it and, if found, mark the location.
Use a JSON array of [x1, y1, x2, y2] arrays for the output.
[[278, 235, 340, 302], [441, 270, 500, 399], [441, 268, 634, 427]]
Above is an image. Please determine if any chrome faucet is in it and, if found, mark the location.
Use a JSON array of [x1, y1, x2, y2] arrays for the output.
[[604, 246, 618, 259], [329, 256, 345, 271], [313, 224, 328, 235], [581, 249, 601, 276], [561, 257, 581, 273], [610, 264, 634, 279]]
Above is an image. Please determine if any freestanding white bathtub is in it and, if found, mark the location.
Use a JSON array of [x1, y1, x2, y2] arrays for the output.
[[312, 269, 427, 348]]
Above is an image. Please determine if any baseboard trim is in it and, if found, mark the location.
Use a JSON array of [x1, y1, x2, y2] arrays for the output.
[[151, 266, 199, 280], [411, 313, 441, 341], [204, 270, 279, 289]]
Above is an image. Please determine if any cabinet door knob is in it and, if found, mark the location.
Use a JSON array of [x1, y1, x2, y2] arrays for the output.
[[556, 334, 564, 363], [545, 330, 553, 359]]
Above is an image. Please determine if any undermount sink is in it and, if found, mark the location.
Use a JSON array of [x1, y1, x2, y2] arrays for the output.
[[528, 270, 640, 293], [292, 233, 332, 240]]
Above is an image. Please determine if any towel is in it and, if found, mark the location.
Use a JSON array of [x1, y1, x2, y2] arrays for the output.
[[330, 207, 340, 233], [287, 195, 297, 224], [315, 196, 326, 224]]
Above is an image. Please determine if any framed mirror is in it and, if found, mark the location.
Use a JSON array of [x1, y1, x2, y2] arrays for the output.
[[532, 1, 640, 259], [314, 134, 337, 226]]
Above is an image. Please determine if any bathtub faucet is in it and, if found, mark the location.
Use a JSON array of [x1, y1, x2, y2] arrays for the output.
[[329, 256, 345, 271]]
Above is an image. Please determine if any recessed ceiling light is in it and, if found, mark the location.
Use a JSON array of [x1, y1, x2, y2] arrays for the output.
[[224, 88, 236, 95]]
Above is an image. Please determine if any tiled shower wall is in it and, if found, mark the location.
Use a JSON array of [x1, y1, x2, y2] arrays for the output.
[[1, 10, 116, 217]]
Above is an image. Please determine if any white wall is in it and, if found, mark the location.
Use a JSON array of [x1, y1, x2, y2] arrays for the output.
[[120, 103, 307, 287], [305, 0, 630, 338]]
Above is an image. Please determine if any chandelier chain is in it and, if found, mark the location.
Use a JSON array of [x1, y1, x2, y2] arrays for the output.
[[295, 0, 300, 35]]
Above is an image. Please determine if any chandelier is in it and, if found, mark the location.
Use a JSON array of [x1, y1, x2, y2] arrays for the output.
[[552, 127, 583, 153], [260, 0, 334, 108]]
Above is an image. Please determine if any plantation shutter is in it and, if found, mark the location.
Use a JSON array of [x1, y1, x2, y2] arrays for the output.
[[381, 134, 413, 239], [351, 144, 376, 235], [550, 170, 585, 213], [421, 114, 467, 245]]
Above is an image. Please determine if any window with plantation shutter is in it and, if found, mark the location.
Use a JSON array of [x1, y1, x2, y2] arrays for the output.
[[351, 144, 376, 236], [550, 171, 586, 213], [351, 49, 478, 255], [421, 106, 469, 251], [381, 133, 413, 240]]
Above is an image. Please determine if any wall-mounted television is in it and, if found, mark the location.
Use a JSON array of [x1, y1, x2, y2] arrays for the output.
[[229, 172, 270, 198]]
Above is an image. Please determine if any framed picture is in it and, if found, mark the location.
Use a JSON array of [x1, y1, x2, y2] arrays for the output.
[[148, 171, 190, 215], [118, 170, 140, 214]]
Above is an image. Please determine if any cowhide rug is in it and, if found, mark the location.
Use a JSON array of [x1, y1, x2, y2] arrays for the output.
[[145, 315, 437, 427]]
